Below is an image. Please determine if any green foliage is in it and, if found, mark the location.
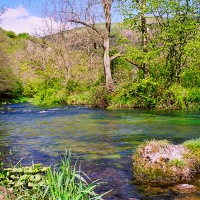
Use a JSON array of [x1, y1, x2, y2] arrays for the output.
[[18, 33, 30, 39], [0, 164, 49, 194], [66, 79, 87, 95], [110, 78, 159, 108], [169, 159, 186, 168], [0, 66, 20, 100], [180, 68, 200, 88], [66, 93, 89, 105], [45, 151, 107, 200], [88, 85, 108, 108], [183, 138, 200, 160], [0, 151, 108, 200], [0, 0, 199, 110], [34, 86, 67, 106], [5, 31, 17, 39], [24, 78, 67, 105], [159, 84, 200, 110]]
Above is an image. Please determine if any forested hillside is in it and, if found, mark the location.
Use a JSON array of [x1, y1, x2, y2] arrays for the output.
[[0, 0, 200, 110]]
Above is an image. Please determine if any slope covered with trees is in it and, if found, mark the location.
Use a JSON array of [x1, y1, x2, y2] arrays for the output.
[[0, 0, 199, 110]]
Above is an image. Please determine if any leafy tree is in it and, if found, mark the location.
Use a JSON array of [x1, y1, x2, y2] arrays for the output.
[[0, 30, 19, 100], [118, 0, 152, 78], [119, 0, 199, 81], [148, 0, 200, 83]]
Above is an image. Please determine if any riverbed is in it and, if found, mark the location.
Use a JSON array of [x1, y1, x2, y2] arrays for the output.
[[0, 103, 200, 199]]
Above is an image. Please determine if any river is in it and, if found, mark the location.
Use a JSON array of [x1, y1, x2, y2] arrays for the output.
[[0, 103, 200, 199]]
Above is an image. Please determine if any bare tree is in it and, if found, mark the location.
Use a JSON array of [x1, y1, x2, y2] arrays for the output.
[[42, 0, 121, 92]]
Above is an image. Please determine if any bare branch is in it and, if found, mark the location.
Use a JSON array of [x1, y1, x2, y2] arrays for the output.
[[69, 19, 104, 39], [110, 51, 122, 61], [125, 58, 141, 68]]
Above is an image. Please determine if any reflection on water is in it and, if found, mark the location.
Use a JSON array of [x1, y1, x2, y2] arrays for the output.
[[0, 103, 200, 199]]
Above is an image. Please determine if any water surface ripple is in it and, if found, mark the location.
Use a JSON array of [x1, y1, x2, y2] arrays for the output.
[[0, 103, 200, 199]]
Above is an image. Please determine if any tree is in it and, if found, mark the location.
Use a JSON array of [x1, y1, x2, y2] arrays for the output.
[[0, 29, 19, 99], [119, 0, 200, 82], [149, 0, 200, 83], [42, 0, 121, 92], [118, 0, 151, 78]]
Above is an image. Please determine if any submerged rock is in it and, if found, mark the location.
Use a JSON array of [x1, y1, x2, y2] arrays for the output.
[[133, 140, 200, 186], [176, 184, 196, 192]]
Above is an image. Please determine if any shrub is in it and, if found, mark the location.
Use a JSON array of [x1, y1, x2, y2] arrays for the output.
[[159, 84, 200, 110], [18, 33, 30, 39], [66, 79, 87, 95], [5, 31, 17, 39], [88, 85, 108, 108], [110, 78, 159, 109], [24, 78, 68, 105]]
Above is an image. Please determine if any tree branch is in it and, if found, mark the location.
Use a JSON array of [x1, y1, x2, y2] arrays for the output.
[[125, 58, 143, 69], [110, 52, 122, 61], [69, 19, 104, 40]]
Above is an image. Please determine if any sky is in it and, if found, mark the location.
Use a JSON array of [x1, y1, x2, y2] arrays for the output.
[[0, 0, 48, 35], [0, 0, 123, 35]]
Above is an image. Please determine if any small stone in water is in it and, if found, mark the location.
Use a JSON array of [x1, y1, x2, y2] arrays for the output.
[[176, 184, 196, 191]]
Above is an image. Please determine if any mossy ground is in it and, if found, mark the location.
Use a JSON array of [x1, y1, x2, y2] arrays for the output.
[[133, 139, 200, 186]]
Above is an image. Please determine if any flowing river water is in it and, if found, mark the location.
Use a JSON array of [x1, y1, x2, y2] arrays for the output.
[[0, 103, 200, 199]]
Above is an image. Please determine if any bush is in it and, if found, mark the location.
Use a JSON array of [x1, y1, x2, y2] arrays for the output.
[[110, 78, 159, 109], [180, 69, 200, 88], [159, 84, 200, 110], [18, 33, 30, 39], [5, 31, 17, 39], [88, 85, 108, 108], [24, 78, 68, 105], [66, 79, 87, 95]]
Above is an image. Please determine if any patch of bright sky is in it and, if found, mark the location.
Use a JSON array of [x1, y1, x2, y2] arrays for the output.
[[1, 0, 44, 16], [0, 0, 55, 35]]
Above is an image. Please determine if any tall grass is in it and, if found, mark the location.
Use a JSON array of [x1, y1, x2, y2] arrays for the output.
[[46, 151, 107, 200], [183, 138, 200, 160]]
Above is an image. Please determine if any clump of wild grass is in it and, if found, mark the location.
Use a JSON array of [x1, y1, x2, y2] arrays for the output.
[[45, 151, 107, 200], [183, 138, 200, 160]]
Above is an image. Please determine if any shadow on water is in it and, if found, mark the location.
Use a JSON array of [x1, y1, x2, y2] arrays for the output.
[[0, 103, 200, 199]]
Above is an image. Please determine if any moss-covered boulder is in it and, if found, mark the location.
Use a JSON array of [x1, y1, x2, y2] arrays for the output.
[[133, 139, 200, 186]]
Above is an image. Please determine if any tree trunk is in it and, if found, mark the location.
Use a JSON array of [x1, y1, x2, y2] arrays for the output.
[[141, 0, 149, 78], [102, 0, 115, 91], [103, 37, 114, 92]]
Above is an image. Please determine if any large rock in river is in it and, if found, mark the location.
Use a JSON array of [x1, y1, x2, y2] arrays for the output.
[[133, 139, 200, 186]]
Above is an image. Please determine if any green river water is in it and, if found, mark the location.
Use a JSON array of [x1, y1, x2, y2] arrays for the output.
[[0, 103, 199, 199]]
